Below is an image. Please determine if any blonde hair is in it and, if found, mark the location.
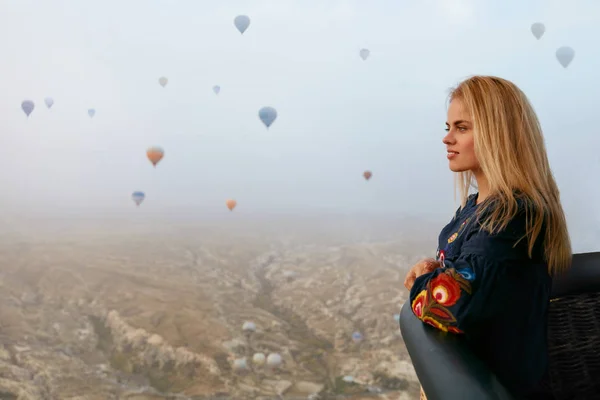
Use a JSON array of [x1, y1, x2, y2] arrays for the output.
[[449, 75, 571, 275]]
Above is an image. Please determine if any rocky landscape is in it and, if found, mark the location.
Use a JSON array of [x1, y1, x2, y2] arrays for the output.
[[0, 213, 439, 399]]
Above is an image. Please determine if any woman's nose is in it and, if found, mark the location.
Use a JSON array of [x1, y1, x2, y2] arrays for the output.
[[443, 133, 455, 145]]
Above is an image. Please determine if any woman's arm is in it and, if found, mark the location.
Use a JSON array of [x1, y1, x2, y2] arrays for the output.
[[408, 210, 535, 335]]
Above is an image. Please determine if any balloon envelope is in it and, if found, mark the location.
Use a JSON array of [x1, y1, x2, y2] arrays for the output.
[[234, 15, 250, 34], [359, 48, 370, 60], [363, 171, 372, 180], [556, 46, 575, 68], [352, 331, 363, 342], [132, 191, 145, 206], [266, 353, 282, 368], [252, 353, 266, 366], [147, 146, 164, 167], [531, 23, 545, 40], [88, 109, 95, 118], [159, 77, 168, 87], [21, 100, 35, 117], [258, 106, 277, 128], [226, 199, 237, 211], [232, 358, 248, 372], [213, 85, 221, 94], [44, 97, 54, 109], [242, 321, 256, 332]]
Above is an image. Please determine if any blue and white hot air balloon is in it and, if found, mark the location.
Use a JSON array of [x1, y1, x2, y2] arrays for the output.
[[88, 109, 96, 118], [131, 191, 145, 207]]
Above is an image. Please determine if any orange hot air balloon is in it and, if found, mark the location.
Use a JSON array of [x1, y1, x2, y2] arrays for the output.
[[363, 170, 372, 180], [226, 199, 237, 211], [147, 147, 164, 167]]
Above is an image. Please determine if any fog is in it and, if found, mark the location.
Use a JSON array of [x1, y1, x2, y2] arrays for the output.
[[0, 0, 599, 251]]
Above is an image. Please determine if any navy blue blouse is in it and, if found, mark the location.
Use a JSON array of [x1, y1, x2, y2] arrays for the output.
[[409, 193, 552, 397]]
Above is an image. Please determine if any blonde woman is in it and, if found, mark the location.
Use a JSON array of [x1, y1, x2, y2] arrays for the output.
[[404, 75, 571, 399]]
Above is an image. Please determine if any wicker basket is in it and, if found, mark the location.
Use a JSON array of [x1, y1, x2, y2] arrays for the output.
[[542, 292, 600, 399]]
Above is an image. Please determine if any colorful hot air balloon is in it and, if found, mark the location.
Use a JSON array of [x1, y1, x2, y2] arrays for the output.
[[359, 48, 370, 60], [530, 23, 545, 40], [132, 191, 145, 206], [258, 106, 277, 128], [159, 77, 168, 87], [363, 171, 372, 180], [213, 85, 221, 95], [44, 97, 54, 109], [234, 15, 250, 34], [147, 146, 164, 167], [88, 109, 96, 118], [21, 100, 35, 117], [226, 199, 237, 211]]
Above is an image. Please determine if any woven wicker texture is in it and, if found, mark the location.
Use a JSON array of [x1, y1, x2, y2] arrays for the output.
[[545, 293, 600, 399]]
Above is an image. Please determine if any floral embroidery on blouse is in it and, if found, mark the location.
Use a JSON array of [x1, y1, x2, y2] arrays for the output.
[[410, 268, 473, 334]]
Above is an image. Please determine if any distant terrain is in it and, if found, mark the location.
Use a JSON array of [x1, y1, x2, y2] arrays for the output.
[[0, 213, 441, 399]]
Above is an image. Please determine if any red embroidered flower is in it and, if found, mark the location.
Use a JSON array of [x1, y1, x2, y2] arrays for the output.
[[411, 290, 427, 318], [429, 273, 461, 306]]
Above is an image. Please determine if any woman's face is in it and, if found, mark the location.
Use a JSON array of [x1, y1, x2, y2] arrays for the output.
[[443, 98, 480, 172]]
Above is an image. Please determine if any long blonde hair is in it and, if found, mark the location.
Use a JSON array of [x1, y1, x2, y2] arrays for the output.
[[449, 75, 571, 275]]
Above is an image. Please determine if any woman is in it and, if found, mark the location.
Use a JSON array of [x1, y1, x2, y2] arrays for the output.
[[404, 75, 571, 399]]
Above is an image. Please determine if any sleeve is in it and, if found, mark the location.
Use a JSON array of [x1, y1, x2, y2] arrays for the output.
[[408, 253, 504, 335], [408, 210, 532, 336]]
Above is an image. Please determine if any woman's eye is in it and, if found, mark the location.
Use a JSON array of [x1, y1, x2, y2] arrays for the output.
[[458, 126, 468, 132], [444, 128, 450, 132]]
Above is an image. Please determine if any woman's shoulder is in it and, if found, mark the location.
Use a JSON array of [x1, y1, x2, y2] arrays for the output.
[[464, 194, 544, 260]]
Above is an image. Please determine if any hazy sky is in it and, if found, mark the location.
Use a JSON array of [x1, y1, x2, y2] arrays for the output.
[[0, 0, 599, 250]]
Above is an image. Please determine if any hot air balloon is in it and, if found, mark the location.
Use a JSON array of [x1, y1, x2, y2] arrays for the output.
[[242, 321, 256, 332], [266, 353, 282, 368], [531, 23, 545, 40], [363, 171, 372, 180], [147, 146, 164, 167], [252, 353, 266, 366], [352, 331, 363, 343], [234, 15, 250, 34], [258, 106, 277, 128], [359, 48, 370, 60], [556, 46, 575, 68], [88, 109, 95, 118], [158, 77, 168, 87], [132, 191, 145, 207], [232, 358, 249, 372], [213, 85, 221, 95], [21, 100, 35, 117], [44, 97, 54, 109], [226, 199, 237, 211]]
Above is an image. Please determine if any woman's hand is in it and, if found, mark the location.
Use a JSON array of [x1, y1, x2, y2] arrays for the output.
[[404, 258, 442, 291]]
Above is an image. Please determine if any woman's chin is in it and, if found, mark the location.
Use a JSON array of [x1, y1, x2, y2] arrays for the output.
[[449, 163, 469, 172]]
